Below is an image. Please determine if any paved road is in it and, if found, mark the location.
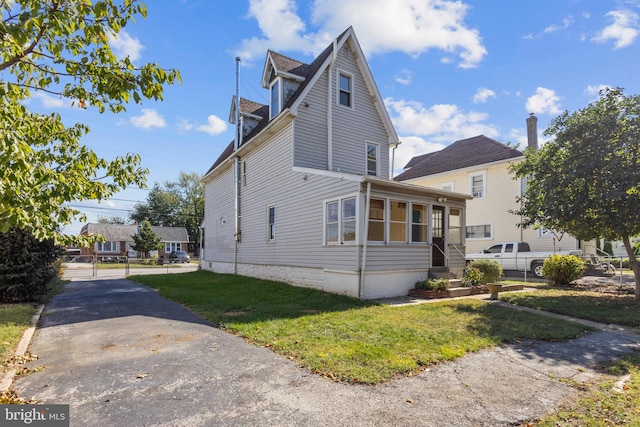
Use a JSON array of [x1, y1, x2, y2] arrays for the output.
[[15, 278, 640, 426]]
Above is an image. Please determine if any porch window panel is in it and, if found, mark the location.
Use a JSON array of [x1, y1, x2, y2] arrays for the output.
[[367, 198, 385, 242], [342, 198, 356, 242], [411, 203, 428, 243], [326, 201, 339, 243], [390, 200, 407, 242]]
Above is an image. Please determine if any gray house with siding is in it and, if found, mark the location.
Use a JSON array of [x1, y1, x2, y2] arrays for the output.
[[201, 27, 471, 299]]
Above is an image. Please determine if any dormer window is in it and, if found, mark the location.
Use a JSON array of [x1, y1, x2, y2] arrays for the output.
[[270, 78, 281, 119]]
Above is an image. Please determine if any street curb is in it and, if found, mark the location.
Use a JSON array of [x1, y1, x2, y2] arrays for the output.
[[0, 304, 45, 392]]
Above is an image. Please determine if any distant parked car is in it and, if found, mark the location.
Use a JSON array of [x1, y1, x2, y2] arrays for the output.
[[167, 251, 190, 263]]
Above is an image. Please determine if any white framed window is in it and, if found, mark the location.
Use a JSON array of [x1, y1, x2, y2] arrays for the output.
[[96, 241, 118, 252], [389, 200, 408, 243], [469, 171, 486, 198], [325, 197, 357, 245], [440, 182, 454, 192], [165, 242, 182, 253], [537, 227, 555, 238], [367, 198, 385, 242], [411, 203, 428, 243], [270, 78, 281, 119], [267, 205, 276, 242], [466, 224, 492, 240], [366, 142, 379, 176], [337, 70, 353, 108]]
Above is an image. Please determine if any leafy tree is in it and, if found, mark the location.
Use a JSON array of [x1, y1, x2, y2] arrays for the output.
[[0, 1, 180, 244], [130, 184, 181, 226], [130, 172, 204, 252], [98, 215, 128, 224], [130, 219, 161, 258], [603, 241, 614, 257], [511, 88, 640, 300]]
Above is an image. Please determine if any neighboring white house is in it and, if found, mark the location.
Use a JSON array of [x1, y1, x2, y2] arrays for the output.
[[201, 27, 471, 300], [394, 124, 592, 256]]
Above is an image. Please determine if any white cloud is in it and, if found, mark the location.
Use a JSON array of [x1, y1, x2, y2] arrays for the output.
[[472, 87, 496, 104], [237, 0, 487, 69], [129, 109, 167, 130], [525, 87, 562, 115], [385, 97, 500, 173], [195, 115, 228, 136], [177, 118, 195, 132], [592, 9, 639, 49], [544, 16, 575, 34], [108, 30, 145, 61], [394, 69, 412, 85], [585, 84, 612, 99], [31, 91, 69, 109]]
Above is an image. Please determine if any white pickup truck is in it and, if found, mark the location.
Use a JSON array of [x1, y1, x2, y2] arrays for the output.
[[466, 241, 582, 279]]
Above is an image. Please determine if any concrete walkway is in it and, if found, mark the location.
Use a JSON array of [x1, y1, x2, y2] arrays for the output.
[[13, 278, 640, 426]]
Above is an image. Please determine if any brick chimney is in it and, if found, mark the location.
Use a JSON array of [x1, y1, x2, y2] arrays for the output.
[[526, 113, 538, 150]]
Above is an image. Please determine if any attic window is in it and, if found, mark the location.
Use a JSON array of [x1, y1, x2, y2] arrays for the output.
[[338, 70, 353, 108], [270, 78, 281, 119]]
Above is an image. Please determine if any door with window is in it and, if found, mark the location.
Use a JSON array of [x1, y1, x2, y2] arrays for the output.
[[432, 206, 446, 266]]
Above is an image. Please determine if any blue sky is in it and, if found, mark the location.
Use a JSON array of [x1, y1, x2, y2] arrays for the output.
[[31, 0, 639, 235]]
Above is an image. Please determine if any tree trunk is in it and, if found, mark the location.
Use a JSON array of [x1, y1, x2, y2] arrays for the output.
[[621, 235, 640, 303]]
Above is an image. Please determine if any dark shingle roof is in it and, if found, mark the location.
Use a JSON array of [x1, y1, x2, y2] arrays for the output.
[[394, 135, 523, 182], [403, 152, 436, 169], [80, 224, 189, 242], [268, 50, 310, 77], [204, 29, 347, 178]]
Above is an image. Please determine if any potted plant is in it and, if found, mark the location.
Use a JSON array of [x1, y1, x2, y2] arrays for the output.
[[409, 279, 450, 298]]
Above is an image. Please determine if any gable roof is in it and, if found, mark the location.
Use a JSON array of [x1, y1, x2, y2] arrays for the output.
[[394, 135, 523, 182], [403, 152, 437, 170], [204, 26, 398, 181]]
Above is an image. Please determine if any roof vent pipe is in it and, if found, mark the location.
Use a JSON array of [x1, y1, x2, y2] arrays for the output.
[[526, 113, 538, 150]]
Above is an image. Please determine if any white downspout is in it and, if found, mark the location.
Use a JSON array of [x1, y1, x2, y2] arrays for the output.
[[327, 39, 337, 171], [359, 181, 371, 299], [390, 141, 401, 179], [234, 57, 241, 275]]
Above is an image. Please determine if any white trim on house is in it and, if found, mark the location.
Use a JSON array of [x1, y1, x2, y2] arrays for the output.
[[336, 68, 354, 110], [469, 170, 487, 199], [440, 181, 454, 192], [466, 223, 493, 240]]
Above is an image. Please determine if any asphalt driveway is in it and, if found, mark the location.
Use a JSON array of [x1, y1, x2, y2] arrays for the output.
[[14, 278, 640, 426]]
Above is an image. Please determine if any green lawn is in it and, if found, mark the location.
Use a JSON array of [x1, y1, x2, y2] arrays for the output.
[[131, 271, 592, 384], [534, 353, 640, 426], [500, 289, 640, 327], [0, 304, 37, 366]]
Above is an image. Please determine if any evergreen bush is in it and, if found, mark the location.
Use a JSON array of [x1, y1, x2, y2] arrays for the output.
[[541, 254, 587, 285], [0, 227, 61, 302], [468, 259, 503, 284]]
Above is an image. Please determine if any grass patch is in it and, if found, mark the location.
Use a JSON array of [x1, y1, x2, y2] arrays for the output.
[[534, 352, 640, 426], [132, 271, 592, 384], [0, 304, 37, 370], [500, 289, 640, 327]]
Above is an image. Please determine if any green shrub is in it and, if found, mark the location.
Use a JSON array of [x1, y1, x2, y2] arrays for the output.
[[414, 278, 450, 291], [468, 259, 503, 284], [603, 241, 614, 256], [0, 227, 62, 303], [462, 266, 483, 287], [542, 254, 587, 285]]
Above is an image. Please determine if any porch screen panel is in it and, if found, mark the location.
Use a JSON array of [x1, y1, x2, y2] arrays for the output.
[[448, 208, 462, 244]]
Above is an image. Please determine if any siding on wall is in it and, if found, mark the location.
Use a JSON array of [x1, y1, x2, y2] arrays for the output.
[[236, 124, 362, 271], [331, 47, 390, 178], [293, 69, 329, 169], [406, 159, 581, 254], [203, 165, 236, 263]]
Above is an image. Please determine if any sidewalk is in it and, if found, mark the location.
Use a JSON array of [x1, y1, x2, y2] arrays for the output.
[[11, 277, 640, 426]]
